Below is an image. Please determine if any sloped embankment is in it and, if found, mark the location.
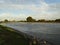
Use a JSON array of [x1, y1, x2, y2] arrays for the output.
[[0, 25, 30, 45]]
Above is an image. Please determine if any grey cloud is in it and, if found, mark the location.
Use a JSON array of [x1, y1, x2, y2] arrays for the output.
[[49, 3, 60, 11]]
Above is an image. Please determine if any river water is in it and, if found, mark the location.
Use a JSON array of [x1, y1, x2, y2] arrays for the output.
[[1, 22, 60, 45]]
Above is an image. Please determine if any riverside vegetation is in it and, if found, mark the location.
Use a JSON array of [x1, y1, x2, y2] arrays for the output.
[[0, 16, 60, 23]]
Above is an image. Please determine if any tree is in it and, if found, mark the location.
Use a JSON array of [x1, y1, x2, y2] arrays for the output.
[[26, 16, 36, 22], [55, 19, 60, 22], [4, 19, 9, 22], [37, 19, 45, 22]]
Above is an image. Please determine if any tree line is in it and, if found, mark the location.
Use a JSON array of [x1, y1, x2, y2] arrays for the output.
[[26, 16, 60, 22], [0, 16, 60, 23]]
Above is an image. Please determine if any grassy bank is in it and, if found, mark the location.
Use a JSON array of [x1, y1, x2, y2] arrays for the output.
[[0, 25, 30, 45]]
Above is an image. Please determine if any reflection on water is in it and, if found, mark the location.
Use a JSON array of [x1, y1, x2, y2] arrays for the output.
[[2, 22, 60, 45]]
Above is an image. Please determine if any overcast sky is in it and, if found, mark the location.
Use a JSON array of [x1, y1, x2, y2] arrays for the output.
[[0, 0, 60, 21]]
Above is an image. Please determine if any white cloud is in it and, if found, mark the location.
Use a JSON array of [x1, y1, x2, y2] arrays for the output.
[[0, 13, 30, 21], [0, 13, 15, 21]]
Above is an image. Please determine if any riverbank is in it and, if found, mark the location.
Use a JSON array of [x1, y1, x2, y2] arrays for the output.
[[0, 25, 30, 45], [0, 21, 60, 24]]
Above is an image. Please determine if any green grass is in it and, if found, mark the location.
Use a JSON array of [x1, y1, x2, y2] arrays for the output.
[[0, 25, 29, 45]]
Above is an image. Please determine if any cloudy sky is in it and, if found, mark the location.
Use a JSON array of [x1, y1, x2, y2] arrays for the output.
[[0, 0, 60, 21]]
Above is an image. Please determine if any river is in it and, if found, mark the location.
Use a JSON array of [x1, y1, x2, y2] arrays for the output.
[[1, 22, 60, 45]]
